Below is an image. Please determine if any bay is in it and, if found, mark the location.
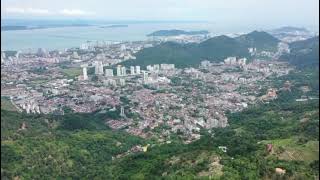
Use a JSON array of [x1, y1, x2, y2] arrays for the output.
[[1, 22, 261, 52]]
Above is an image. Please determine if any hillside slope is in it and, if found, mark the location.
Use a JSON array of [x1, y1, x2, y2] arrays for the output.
[[280, 36, 319, 68], [235, 30, 280, 52]]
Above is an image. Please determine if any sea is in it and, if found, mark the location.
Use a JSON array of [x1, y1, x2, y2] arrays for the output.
[[1, 20, 318, 52]]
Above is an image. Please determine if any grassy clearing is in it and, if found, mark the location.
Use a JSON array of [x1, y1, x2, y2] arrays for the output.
[[61, 67, 82, 79], [262, 138, 319, 163], [1, 97, 18, 112]]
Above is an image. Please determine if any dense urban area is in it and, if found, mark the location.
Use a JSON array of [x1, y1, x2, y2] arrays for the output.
[[1, 26, 319, 179]]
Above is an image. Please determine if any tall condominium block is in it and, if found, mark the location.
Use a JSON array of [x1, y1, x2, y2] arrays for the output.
[[81, 64, 88, 80], [117, 65, 122, 76], [135, 66, 141, 74], [121, 67, 126, 76], [146, 65, 153, 71], [119, 79, 126, 86], [142, 70, 148, 83], [95, 61, 104, 75], [130, 66, 135, 75]]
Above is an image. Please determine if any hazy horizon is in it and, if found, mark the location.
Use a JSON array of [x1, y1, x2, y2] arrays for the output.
[[1, 0, 319, 29], [1, 0, 319, 51]]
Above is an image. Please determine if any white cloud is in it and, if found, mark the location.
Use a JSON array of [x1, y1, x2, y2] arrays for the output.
[[5, 7, 25, 13], [59, 9, 94, 16], [26, 8, 50, 14], [2, 7, 93, 17], [4, 7, 50, 15]]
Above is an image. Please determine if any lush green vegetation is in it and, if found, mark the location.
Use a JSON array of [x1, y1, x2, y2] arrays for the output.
[[123, 35, 250, 68], [61, 67, 82, 79], [1, 97, 18, 112], [1, 110, 144, 179]]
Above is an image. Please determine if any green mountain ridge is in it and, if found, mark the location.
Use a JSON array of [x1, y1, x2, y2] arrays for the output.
[[122, 31, 279, 68]]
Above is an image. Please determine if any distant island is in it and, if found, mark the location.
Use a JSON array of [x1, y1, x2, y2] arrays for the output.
[[1, 24, 91, 31], [1, 26, 38, 31], [147, 29, 209, 37], [270, 26, 310, 33], [99, 25, 128, 28]]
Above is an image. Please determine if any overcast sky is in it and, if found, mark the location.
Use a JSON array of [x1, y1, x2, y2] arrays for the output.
[[1, 0, 319, 27]]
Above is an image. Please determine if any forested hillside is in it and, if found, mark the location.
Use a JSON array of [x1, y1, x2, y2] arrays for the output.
[[122, 31, 280, 68]]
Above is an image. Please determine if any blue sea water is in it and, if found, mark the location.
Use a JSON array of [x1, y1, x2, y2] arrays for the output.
[[3, 20, 308, 52]]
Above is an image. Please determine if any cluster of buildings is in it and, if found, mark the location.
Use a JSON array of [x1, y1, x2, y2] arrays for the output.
[[200, 57, 247, 69], [1, 38, 300, 142], [224, 57, 247, 66], [146, 64, 175, 72], [79, 61, 175, 86]]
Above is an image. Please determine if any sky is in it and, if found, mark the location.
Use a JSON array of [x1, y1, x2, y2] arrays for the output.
[[1, 0, 319, 28]]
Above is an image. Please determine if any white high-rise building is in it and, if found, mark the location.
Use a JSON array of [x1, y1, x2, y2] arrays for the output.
[[224, 58, 231, 64], [200, 60, 211, 67], [160, 64, 175, 70], [119, 79, 126, 86], [120, 44, 126, 51], [37, 48, 48, 57], [120, 106, 125, 117], [1, 52, 6, 59], [15, 51, 21, 59], [130, 66, 135, 75], [72, 51, 80, 59], [26, 103, 31, 114], [238, 58, 247, 66], [100, 65, 104, 74], [81, 64, 88, 80], [104, 79, 117, 86], [224, 57, 237, 65], [146, 65, 153, 72], [230, 57, 237, 65], [105, 69, 114, 77], [80, 43, 89, 50], [95, 61, 104, 75], [117, 65, 122, 76], [142, 70, 148, 83], [121, 67, 126, 76], [1, 52, 4, 64], [135, 66, 141, 74]]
